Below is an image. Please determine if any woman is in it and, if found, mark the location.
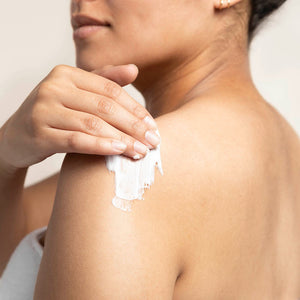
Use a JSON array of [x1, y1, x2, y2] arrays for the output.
[[0, 0, 299, 298]]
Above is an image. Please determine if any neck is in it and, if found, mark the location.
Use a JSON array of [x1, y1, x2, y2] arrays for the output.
[[132, 42, 256, 118]]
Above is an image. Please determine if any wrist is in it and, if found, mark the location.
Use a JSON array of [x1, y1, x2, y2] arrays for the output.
[[0, 126, 24, 178], [0, 156, 21, 178]]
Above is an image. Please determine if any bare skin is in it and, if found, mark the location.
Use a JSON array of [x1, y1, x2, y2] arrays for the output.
[[1, 0, 299, 298], [0, 64, 159, 275], [33, 91, 300, 299]]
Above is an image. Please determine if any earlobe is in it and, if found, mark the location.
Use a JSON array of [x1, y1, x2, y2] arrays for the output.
[[214, 0, 242, 10]]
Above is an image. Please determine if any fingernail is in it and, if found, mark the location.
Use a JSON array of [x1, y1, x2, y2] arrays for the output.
[[133, 147, 150, 160], [145, 130, 160, 146], [112, 140, 127, 151], [134, 140, 148, 155], [143, 116, 157, 129]]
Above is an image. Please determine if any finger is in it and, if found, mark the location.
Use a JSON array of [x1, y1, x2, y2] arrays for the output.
[[44, 127, 129, 156], [91, 64, 139, 87], [45, 107, 149, 159], [61, 87, 160, 149], [55, 65, 157, 129]]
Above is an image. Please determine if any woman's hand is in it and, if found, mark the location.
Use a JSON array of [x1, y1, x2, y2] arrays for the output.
[[0, 64, 159, 171]]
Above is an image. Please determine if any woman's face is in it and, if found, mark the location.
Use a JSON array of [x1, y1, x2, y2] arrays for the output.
[[71, 0, 214, 73]]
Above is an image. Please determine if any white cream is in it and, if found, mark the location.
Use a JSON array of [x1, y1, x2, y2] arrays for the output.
[[105, 129, 163, 212]]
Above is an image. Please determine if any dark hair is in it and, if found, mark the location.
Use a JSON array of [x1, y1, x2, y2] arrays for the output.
[[248, 0, 287, 39]]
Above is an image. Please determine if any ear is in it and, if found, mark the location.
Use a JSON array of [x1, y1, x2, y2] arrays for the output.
[[214, 0, 243, 10]]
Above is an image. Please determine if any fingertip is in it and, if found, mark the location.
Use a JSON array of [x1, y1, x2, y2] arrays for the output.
[[127, 64, 139, 75]]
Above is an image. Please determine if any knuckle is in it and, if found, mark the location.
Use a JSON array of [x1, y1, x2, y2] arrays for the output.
[[82, 116, 101, 133], [118, 134, 129, 145], [67, 132, 81, 149], [133, 104, 147, 119], [36, 82, 52, 98], [51, 64, 70, 77], [96, 97, 115, 115], [131, 119, 145, 133], [103, 80, 121, 99], [37, 81, 62, 100]]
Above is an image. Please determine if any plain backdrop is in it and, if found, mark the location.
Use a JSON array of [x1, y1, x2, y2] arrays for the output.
[[0, 1, 299, 187]]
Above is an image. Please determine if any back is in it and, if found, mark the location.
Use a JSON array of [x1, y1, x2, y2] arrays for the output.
[[159, 96, 300, 299]]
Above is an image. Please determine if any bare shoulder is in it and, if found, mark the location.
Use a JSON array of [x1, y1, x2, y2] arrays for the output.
[[57, 99, 272, 269], [50, 98, 300, 298], [59, 96, 280, 250], [40, 112, 197, 298], [156, 97, 278, 188]]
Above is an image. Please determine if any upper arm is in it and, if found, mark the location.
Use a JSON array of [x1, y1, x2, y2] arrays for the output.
[[34, 116, 183, 300]]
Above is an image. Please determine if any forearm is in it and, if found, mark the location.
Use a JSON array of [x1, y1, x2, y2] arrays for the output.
[[0, 131, 28, 276]]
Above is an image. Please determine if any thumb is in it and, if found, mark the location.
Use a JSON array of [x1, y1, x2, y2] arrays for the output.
[[91, 64, 139, 87]]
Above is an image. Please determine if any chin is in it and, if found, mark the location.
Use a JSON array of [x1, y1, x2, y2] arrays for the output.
[[75, 59, 95, 72], [75, 48, 115, 71], [75, 48, 160, 76], [75, 55, 108, 71], [75, 56, 130, 72], [74, 45, 147, 72]]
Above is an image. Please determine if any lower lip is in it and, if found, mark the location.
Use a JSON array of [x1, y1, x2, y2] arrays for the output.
[[73, 25, 110, 40]]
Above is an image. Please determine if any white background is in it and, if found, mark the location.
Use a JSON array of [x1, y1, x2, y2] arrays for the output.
[[0, 0, 299, 187]]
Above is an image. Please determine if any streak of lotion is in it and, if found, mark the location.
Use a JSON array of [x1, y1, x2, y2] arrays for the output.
[[105, 129, 163, 212]]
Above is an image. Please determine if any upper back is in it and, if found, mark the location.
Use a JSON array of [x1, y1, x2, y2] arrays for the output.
[[155, 96, 300, 299]]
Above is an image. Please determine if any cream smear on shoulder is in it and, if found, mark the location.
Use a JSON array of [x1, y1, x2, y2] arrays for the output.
[[105, 129, 163, 212]]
